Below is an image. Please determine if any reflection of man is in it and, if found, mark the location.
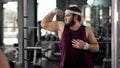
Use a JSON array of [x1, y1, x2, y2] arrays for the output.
[[0, 49, 10, 68], [41, 6, 99, 68]]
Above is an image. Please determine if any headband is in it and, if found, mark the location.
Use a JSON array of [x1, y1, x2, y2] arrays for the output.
[[65, 9, 81, 16]]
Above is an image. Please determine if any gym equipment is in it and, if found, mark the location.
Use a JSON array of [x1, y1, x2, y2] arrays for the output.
[[82, 5, 111, 67]]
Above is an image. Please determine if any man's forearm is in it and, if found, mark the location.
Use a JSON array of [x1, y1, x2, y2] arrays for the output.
[[41, 12, 56, 28], [88, 43, 99, 52], [41, 8, 63, 24], [42, 12, 55, 23]]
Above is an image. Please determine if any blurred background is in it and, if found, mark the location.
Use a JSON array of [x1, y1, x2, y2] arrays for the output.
[[0, 0, 119, 68]]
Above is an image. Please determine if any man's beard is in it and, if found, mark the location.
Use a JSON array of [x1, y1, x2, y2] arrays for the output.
[[65, 18, 75, 27]]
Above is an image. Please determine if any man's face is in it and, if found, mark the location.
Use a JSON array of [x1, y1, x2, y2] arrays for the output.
[[64, 13, 75, 27]]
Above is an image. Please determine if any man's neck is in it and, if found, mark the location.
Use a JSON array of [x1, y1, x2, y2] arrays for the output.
[[70, 22, 81, 31]]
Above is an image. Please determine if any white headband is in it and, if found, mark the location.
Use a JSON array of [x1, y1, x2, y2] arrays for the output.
[[65, 9, 81, 16]]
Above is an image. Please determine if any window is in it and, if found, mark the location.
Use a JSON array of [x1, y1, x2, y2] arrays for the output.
[[3, 2, 18, 45]]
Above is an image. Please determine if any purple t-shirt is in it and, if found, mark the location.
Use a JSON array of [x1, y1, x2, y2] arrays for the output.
[[60, 25, 94, 68]]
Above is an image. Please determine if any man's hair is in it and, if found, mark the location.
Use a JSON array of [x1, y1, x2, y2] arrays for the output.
[[67, 7, 81, 22], [67, 7, 81, 13]]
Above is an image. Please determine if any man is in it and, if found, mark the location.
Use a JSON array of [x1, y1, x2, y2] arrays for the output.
[[41, 6, 99, 68], [0, 49, 10, 68]]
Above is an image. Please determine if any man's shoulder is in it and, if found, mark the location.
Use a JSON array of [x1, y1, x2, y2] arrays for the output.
[[57, 21, 65, 26], [84, 25, 91, 30], [84, 25, 93, 33]]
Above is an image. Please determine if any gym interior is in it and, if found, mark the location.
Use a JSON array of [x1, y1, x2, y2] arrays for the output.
[[0, 0, 120, 68]]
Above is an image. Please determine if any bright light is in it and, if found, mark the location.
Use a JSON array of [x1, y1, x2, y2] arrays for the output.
[[3, 2, 17, 11], [87, 0, 94, 5], [37, 0, 56, 20]]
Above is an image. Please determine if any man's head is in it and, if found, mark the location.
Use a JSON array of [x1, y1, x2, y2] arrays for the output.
[[64, 6, 81, 27]]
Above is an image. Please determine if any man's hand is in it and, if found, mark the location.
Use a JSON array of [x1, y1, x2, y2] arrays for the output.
[[72, 39, 86, 49], [55, 8, 64, 17]]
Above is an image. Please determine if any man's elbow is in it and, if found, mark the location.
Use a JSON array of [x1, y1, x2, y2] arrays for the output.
[[41, 21, 47, 28], [91, 44, 99, 53], [94, 45, 99, 52], [96, 45, 99, 52]]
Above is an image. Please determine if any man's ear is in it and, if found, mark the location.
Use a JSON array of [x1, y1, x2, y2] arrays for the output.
[[74, 15, 78, 20]]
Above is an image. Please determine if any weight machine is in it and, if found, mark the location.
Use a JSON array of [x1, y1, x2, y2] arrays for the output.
[[17, 0, 61, 68]]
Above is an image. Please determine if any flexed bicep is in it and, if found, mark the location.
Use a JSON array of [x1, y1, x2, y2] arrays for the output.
[[41, 8, 64, 32], [42, 21, 59, 32]]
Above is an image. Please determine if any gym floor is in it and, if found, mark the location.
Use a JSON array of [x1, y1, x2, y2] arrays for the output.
[[42, 61, 60, 68]]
